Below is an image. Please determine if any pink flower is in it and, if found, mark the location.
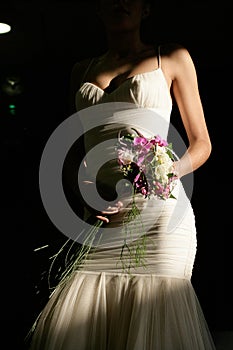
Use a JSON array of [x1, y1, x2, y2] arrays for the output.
[[136, 155, 146, 166], [133, 137, 148, 146], [152, 135, 168, 147], [133, 137, 151, 151], [141, 187, 148, 196], [134, 173, 141, 183], [153, 181, 164, 195]]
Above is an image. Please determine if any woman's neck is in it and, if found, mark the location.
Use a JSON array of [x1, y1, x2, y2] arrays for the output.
[[105, 31, 148, 60]]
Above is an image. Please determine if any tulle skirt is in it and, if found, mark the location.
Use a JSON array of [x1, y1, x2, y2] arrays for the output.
[[29, 271, 216, 350]]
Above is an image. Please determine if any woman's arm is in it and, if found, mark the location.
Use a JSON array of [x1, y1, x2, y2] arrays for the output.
[[167, 46, 212, 178]]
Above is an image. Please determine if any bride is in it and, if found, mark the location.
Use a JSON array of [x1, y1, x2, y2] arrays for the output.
[[28, 0, 216, 349]]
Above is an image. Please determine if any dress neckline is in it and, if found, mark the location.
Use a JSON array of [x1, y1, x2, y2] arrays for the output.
[[80, 67, 162, 93], [79, 67, 172, 102]]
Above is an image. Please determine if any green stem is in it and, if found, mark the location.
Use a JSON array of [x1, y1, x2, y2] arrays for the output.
[[119, 188, 147, 274], [48, 219, 104, 290]]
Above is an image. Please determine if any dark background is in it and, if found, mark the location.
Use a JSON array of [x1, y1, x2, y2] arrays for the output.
[[1, 0, 232, 349]]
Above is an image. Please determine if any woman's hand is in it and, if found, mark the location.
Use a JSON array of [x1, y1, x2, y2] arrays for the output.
[[83, 180, 123, 223], [95, 201, 123, 223]]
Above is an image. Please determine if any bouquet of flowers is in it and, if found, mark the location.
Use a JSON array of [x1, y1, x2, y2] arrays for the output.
[[114, 130, 178, 272], [116, 130, 178, 200]]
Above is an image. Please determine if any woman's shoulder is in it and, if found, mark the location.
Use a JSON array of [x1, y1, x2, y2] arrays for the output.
[[158, 42, 195, 76], [159, 42, 190, 60]]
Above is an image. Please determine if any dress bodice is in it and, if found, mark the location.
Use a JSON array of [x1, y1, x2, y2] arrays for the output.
[[74, 53, 175, 190], [75, 67, 173, 125]]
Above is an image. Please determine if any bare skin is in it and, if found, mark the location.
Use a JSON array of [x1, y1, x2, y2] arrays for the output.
[[70, 0, 212, 223]]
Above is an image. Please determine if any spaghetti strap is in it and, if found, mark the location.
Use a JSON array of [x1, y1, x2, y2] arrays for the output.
[[80, 57, 95, 84], [157, 45, 161, 68]]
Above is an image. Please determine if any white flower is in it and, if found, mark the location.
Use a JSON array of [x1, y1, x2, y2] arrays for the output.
[[155, 164, 168, 183], [118, 149, 135, 164], [154, 149, 173, 184]]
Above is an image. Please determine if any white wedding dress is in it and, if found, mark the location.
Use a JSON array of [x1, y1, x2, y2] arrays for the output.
[[28, 51, 216, 349]]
